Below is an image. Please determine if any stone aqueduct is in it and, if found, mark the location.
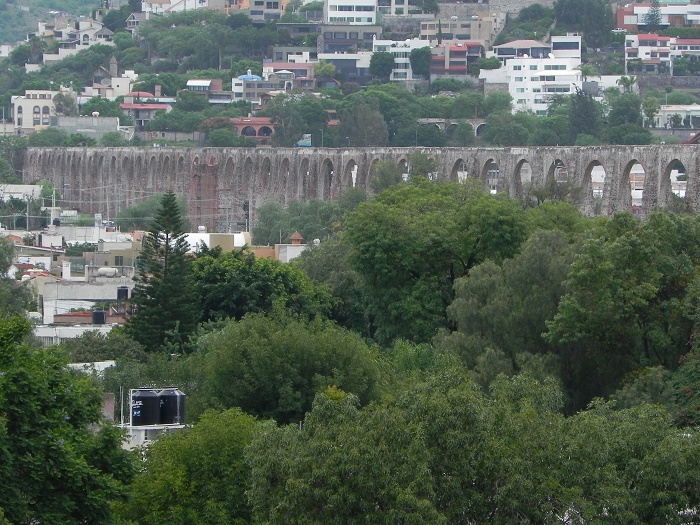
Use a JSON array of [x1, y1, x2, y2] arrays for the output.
[[23, 145, 700, 232]]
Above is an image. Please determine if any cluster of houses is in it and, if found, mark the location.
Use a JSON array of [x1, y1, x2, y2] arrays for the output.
[[0, 185, 311, 346]]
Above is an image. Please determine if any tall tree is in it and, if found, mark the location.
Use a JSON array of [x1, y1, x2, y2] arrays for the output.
[[0, 316, 136, 524], [0, 236, 30, 315], [339, 96, 388, 146], [643, 0, 662, 32], [568, 86, 601, 144], [369, 51, 395, 82], [409, 46, 432, 80], [118, 408, 256, 525], [126, 192, 198, 352]]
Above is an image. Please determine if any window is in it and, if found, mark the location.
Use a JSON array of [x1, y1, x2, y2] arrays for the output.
[[530, 65, 537, 70], [512, 65, 522, 70], [516, 87, 525, 93], [349, 32, 358, 38], [552, 41, 579, 50], [334, 32, 347, 38], [517, 98, 526, 104], [42, 105, 49, 125], [514, 76, 523, 81], [114, 256, 124, 266], [544, 64, 566, 70], [33, 105, 40, 126], [356, 5, 374, 10], [338, 5, 353, 10]]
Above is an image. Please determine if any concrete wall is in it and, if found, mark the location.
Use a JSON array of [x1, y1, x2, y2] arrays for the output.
[[24, 145, 700, 232]]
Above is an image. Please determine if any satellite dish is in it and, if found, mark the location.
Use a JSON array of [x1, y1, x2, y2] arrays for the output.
[[523, 54, 529, 58], [548, 53, 554, 59]]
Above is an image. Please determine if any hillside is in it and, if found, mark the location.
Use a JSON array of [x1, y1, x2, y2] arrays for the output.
[[0, 0, 98, 45]]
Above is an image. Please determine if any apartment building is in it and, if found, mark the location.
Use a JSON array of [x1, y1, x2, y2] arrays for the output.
[[372, 38, 430, 80], [325, 0, 378, 24], [616, 1, 700, 32]]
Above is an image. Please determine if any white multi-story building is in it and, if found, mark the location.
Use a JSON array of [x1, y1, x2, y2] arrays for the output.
[[624, 33, 672, 73], [372, 37, 430, 80], [507, 56, 582, 115], [325, 0, 377, 24]]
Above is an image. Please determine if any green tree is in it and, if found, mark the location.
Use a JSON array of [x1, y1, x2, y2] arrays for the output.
[[27, 127, 68, 147], [231, 59, 263, 77], [0, 316, 136, 524], [370, 160, 403, 193], [409, 46, 432, 79], [191, 248, 332, 322], [118, 408, 256, 525], [52, 91, 78, 116], [247, 390, 443, 525], [616, 75, 637, 93], [0, 237, 30, 314], [261, 95, 305, 147], [58, 330, 150, 363], [569, 86, 601, 144], [314, 59, 336, 78], [190, 313, 380, 423], [545, 212, 700, 406], [345, 180, 527, 344], [294, 233, 370, 337], [369, 51, 395, 81], [339, 96, 388, 146], [65, 133, 97, 147], [100, 131, 130, 146], [176, 89, 208, 112], [126, 192, 198, 352], [643, 0, 662, 31], [642, 96, 661, 127]]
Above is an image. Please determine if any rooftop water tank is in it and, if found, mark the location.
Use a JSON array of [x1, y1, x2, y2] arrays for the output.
[[159, 388, 186, 425], [97, 267, 118, 277], [131, 389, 160, 426]]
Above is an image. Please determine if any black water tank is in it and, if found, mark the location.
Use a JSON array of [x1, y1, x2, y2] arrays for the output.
[[131, 389, 160, 426], [52, 218, 60, 226], [92, 310, 106, 324], [117, 286, 129, 300], [159, 388, 186, 424]]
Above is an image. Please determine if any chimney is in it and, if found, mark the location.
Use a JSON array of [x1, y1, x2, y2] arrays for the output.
[[154, 84, 162, 97]]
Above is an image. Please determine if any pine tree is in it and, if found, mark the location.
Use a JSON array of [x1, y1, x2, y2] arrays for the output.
[[126, 192, 198, 351], [643, 0, 662, 32]]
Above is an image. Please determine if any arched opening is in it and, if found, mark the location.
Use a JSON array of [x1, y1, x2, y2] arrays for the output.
[[279, 158, 291, 203], [663, 159, 689, 212], [626, 161, 646, 217], [343, 159, 358, 193], [241, 126, 256, 137], [475, 123, 487, 137], [223, 157, 235, 182], [582, 161, 607, 216], [148, 155, 157, 189], [259, 157, 272, 193], [320, 158, 334, 199], [515, 159, 533, 204], [299, 157, 310, 199], [398, 158, 409, 181], [450, 158, 468, 182], [481, 159, 501, 194], [258, 126, 273, 137]]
